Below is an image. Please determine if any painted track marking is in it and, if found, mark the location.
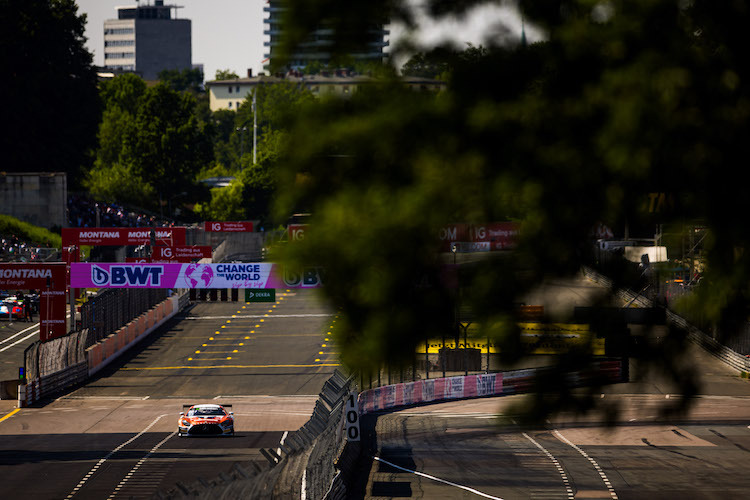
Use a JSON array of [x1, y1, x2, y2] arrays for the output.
[[522, 432, 574, 499], [373, 456, 504, 500], [65, 413, 168, 499], [106, 430, 176, 499], [553, 429, 619, 499], [0, 408, 20, 423]]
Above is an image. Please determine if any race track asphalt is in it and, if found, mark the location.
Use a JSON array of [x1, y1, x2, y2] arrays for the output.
[[0, 289, 338, 499]]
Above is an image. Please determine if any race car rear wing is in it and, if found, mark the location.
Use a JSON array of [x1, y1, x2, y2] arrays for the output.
[[181, 404, 233, 412]]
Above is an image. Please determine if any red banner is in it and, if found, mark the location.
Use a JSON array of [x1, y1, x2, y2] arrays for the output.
[[0, 263, 67, 342], [62, 227, 187, 247], [438, 223, 519, 251], [204, 221, 254, 232], [437, 224, 469, 252], [470, 222, 519, 250], [288, 224, 308, 242]]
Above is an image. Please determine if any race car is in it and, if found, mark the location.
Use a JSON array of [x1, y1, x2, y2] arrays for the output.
[[178, 404, 234, 437], [0, 300, 23, 320]]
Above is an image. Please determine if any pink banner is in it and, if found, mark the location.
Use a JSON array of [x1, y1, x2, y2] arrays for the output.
[[70, 263, 324, 289]]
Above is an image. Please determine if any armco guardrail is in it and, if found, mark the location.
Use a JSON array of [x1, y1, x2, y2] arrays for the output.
[[358, 360, 625, 415], [582, 266, 750, 375]]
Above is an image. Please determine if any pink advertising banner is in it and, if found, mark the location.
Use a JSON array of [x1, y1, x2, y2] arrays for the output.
[[70, 263, 324, 289]]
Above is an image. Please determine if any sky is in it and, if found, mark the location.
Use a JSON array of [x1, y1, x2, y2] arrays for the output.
[[75, 0, 541, 81]]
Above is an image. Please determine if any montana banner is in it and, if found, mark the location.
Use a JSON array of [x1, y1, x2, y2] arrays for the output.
[[62, 227, 187, 247], [0, 263, 67, 342], [69, 263, 324, 289]]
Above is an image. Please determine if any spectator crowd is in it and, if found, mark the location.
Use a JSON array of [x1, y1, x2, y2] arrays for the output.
[[67, 195, 176, 229]]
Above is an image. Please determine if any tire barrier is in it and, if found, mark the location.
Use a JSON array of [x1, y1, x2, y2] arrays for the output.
[[582, 266, 750, 375]]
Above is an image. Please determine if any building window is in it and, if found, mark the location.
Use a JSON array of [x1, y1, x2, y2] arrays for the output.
[[237, 102, 241, 109], [228, 102, 232, 108], [105, 52, 135, 59], [236, 86, 240, 93], [228, 86, 232, 94], [104, 27, 134, 35]]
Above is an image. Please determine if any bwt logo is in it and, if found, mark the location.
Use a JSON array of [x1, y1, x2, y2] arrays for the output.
[[91, 265, 164, 287]]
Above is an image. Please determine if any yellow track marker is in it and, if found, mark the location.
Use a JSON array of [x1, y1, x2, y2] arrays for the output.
[[242, 306, 246, 309], [0, 408, 20, 423], [322, 344, 327, 347], [209, 337, 214, 340], [187, 357, 193, 361], [226, 320, 232, 323], [121, 363, 341, 370], [239, 343, 245, 346], [195, 350, 201, 354], [221, 325, 226, 329]]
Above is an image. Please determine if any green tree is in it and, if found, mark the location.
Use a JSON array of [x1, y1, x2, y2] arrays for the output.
[[274, 0, 750, 419], [215, 69, 240, 80], [198, 82, 314, 222], [1, 0, 100, 182], [85, 76, 213, 209], [158, 68, 204, 93], [124, 84, 213, 197], [400, 50, 451, 79]]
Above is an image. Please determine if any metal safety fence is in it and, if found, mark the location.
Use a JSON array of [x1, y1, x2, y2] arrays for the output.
[[78, 288, 167, 345]]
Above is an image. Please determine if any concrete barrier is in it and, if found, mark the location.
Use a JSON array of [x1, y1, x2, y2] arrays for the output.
[[359, 360, 624, 415], [87, 295, 181, 378]]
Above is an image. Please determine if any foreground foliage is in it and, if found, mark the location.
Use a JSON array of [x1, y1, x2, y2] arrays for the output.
[[274, 0, 750, 420]]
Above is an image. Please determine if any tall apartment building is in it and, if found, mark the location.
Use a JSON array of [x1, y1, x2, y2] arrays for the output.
[[103, 1, 191, 80], [263, 1, 389, 70]]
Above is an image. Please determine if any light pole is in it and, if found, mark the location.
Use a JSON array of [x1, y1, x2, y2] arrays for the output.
[[252, 89, 257, 165], [236, 127, 247, 167]]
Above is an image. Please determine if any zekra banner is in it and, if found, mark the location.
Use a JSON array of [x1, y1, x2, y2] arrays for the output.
[[70, 263, 325, 289]]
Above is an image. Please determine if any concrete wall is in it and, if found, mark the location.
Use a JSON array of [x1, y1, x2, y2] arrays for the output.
[[0, 172, 67, 229]]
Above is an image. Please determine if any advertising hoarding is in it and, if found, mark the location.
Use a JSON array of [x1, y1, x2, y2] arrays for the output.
[[0, 264, 67, 342], [204, 221, 254, 232], [61, 227, 187, 247], [70, 263, 324, 289]]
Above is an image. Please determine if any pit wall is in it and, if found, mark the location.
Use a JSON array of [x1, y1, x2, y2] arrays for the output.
[[86, 295, 180, 377]]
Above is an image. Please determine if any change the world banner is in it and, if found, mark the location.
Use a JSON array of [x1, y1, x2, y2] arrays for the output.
[[70, 263, 324, 289]]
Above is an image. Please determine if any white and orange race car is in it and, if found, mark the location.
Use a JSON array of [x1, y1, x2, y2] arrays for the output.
[[178, 404, 234, 437]]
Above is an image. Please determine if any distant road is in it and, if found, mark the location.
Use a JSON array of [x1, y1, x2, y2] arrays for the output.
[[0, 290, 338, 499], [0, 319, 41, 380], [356, 274, 750, 499]]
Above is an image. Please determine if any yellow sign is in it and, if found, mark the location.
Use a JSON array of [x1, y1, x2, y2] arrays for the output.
[[417, 323, 605, 355]]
